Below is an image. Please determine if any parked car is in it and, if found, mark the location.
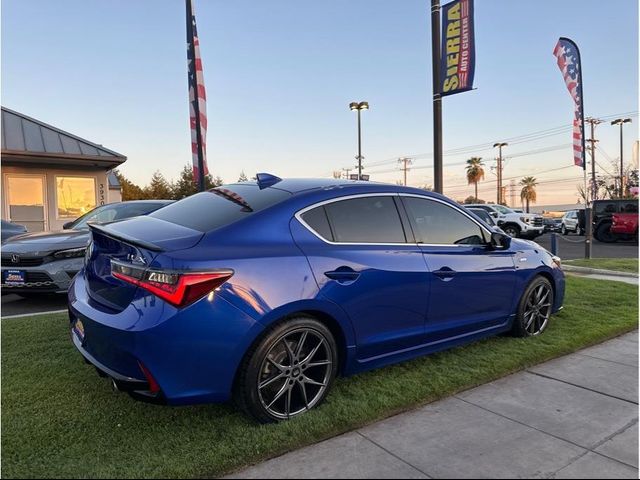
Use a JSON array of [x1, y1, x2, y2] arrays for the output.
[[543, 217, 562, 233], [1, 200, 172, 296], [69, 176, 565, 423], [592, 199, 639, 242], [606, 212, 639, 242], [560, 210, 583, 236], [1, 220, 27, 243], [464, 204, 545, 239]]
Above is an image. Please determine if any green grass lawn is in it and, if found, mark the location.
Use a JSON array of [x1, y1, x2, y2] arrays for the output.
[[2, 276, 638, 479], [565, 258, 639, 274]]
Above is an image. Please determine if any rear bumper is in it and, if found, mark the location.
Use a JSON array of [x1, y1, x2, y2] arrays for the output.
[[68, 272, 264, 405], [71, 329, 166, 404]]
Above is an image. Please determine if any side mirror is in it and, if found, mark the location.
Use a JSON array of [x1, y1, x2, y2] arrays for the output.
[[63, 221, 74, 230], [490, 231, 511, 249], [490, 212, 498, 218]]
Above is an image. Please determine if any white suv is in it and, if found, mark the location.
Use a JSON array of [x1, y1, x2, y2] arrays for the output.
[[465, 204, 545, 239], [560, 210, 583, 236]]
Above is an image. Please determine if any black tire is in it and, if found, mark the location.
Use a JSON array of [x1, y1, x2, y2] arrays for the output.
[[234, 316, 338, 423], [595, 222, 617, 243], [561, 224, 568, 235], [511, 276, 554, 337], [575, 225, 583, 236], [503, 224, 521, 238]]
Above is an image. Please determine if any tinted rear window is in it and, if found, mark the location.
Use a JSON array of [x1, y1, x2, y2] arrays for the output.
[[150, 185, 290, 232]]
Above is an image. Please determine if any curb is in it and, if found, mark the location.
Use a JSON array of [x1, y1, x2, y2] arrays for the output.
[[1, 309, 67, 320], [562, 264, 639, 279]]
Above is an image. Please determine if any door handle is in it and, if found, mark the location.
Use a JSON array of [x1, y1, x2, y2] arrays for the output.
[[325, 267, 360, 284], [433, 267, 456, 281]]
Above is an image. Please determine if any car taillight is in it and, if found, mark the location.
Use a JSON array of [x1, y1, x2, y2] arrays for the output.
[[111, 260, 233, 307]]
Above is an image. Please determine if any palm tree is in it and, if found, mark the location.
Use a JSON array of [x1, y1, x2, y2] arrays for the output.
[[520, 176, 538, 213], [465, 157, 484, 201]]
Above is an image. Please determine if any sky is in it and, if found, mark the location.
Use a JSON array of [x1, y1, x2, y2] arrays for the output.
[[2, 0, 638, 206]]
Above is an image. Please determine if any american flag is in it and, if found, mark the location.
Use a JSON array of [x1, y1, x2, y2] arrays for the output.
[[186, 0, 209, 182], [553, 38, 585, 169]]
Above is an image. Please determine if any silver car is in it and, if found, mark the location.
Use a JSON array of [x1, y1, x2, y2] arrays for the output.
[[1, 200, 172, 297]]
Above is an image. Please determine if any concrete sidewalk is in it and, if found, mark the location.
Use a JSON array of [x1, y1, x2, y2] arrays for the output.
[[228, 331, 639, 479]]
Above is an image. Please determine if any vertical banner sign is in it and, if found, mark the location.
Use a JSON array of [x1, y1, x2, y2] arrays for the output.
[[440, 0, 475, 96], [553, 37, 586, 169], [186, 0, 209, 188]]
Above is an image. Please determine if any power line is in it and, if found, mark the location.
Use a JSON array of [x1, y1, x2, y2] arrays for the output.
[[343, 110, 639, 173]]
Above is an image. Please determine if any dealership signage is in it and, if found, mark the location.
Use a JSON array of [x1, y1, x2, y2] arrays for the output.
[[440, 0, 475, 96]]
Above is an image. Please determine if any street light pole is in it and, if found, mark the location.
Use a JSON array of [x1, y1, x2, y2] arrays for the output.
[[493, 142, 508, 204], [611, 118, 632, 197], [349, 101, 369, 180], [431, 0, 443, 193]]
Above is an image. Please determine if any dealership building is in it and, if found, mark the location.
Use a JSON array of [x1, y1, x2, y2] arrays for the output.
[[1, 107, 126, 232]]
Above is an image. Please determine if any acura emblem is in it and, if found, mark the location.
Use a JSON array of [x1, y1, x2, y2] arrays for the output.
[[10, 254, 20, 264]]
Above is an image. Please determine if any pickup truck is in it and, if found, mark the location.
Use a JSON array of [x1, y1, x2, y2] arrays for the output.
[[608, 212, 639, 242], [465, 203, 545, 239]]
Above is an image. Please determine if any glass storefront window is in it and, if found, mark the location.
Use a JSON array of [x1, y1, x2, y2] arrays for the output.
[[56, 176, 96, 218]]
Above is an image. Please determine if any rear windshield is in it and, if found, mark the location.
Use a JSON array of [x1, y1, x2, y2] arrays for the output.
[[149, 184, 290, 232]]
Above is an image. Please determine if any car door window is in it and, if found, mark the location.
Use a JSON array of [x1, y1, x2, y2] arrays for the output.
[[322, 196, 406, 243], [403, 197, 487, 245]]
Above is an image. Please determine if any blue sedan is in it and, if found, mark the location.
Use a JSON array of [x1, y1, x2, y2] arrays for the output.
[[69, 175, 564, 422]]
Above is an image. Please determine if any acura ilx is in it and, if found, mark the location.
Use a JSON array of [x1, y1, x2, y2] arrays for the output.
[[69, 174, 564, 422]]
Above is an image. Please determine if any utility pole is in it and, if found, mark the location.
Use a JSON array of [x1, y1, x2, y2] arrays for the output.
[[509, 179, 516, 207], [585, 117, 602, 201], [398, 157, 413, 186], [493, 142, 508, 204], [431, 0, 443, 193]]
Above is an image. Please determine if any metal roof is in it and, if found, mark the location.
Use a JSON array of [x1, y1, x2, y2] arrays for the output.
[[1, 106, 126, 168]]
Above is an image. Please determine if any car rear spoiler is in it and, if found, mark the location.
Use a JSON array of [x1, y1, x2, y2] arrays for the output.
[[88, 223, 164, 252]]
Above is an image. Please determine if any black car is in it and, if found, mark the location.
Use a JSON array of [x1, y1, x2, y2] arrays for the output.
[[543, 217, 562, 233]]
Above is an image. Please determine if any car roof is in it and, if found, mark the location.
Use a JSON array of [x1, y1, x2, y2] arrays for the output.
[[116, 200, 174, 205], [224, 178, 451, 199]]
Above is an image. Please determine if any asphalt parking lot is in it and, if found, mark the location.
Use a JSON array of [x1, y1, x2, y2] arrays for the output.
[[535, 232, 639, 260], [1, 232, 637, 318]]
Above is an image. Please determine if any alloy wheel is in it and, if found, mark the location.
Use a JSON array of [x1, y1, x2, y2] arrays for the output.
[[523, 283, 552, 335], [257, 328, 333, 419]]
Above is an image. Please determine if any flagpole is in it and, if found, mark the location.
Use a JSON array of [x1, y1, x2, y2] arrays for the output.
[[186, 0, 206, 192], [570, 37, 591, 259]]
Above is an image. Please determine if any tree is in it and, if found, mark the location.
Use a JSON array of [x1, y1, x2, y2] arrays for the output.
[[519, 176, 538, 213], [465, 157, 485, 201], [238, 171, 248, 182], [171, 164, 224, 200], [463, 196, 485, 204], [113, 169, 145, 201], [145, 170, 173, 199]]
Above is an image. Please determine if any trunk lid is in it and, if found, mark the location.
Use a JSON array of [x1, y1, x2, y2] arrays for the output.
[[86, 217, 204, 310]]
